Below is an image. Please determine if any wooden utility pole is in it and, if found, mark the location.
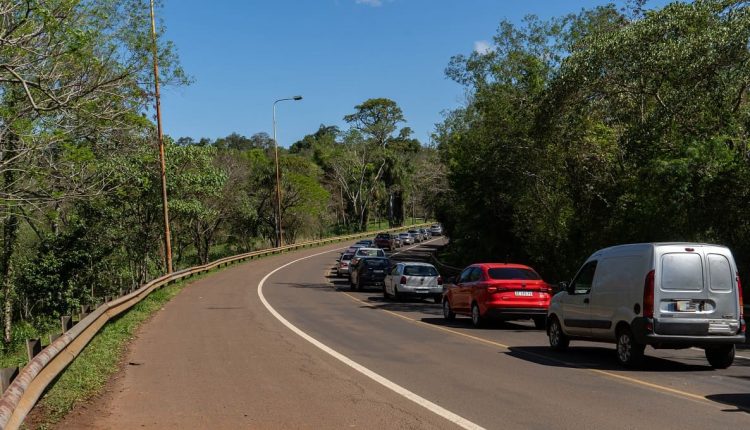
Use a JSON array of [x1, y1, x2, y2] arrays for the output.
[[150, 0, 173, 273]]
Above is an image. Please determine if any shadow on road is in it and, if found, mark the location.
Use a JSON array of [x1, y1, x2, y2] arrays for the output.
[[705, 394, 750, 413], [505, 345, 714, 372], [419, 317, 541, 332]]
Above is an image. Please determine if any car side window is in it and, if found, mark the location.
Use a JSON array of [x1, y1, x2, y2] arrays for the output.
[[458, 268, 473, 283], [469, 267, 482, 282], [570, 261, 597, 295], [390, 265, 400, 275]]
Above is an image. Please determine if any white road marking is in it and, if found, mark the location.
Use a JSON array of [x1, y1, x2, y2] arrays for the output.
[[257, 243, 485, 430]]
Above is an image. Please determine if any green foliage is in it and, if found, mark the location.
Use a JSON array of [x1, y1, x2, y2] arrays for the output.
[[436, 0, 750, 280]]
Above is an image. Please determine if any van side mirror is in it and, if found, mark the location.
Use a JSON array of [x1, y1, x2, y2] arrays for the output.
[[558, 281, 569, 294]]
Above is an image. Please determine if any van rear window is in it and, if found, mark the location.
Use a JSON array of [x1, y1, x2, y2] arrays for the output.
[[708, 254, 732, 292], [661, 253, 703, 291], [488, 268, 541, 280]]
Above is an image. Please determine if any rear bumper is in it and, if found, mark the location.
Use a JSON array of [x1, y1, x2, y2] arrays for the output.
[[632, 317, 746, 346], [484, 307, 548, 320]]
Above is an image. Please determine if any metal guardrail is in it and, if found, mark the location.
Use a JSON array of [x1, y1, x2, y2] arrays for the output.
[[0, 223, 430, 429]]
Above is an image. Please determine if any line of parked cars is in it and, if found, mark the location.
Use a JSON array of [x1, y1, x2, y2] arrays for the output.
[[334, 231, 747, 369]]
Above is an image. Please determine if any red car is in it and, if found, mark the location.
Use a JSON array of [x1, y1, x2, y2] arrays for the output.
[[442, 263, 552, 328]]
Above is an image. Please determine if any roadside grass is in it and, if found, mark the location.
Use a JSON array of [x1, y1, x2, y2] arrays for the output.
[[24, 277, 199, 429]]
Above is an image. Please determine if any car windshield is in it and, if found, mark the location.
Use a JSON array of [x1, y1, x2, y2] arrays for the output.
[[366, 259, 390, 268], [403, 265, 438, 276], [376, 233, 389, 239], [358, 249, 384, 257], [341, 254, 353, 261], [487, 268, 541, 280]]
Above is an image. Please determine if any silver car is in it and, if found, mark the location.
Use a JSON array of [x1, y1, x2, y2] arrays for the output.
[[337, 253, 354, 277], [399, 233, 413, 245], [383, 262, 443, 303]]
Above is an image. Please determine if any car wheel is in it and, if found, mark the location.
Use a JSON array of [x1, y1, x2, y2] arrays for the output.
[[533, 316, 546, 330], [442, 299, 455, 321], [705, 345, 735, 369], [616, 327, 645, 367], [547, 316, 569, 350], [394, 286, 402, 301], [433, 294, 442, 304], [382, 285, 391, 300], [350, 278, 357, 291], [471, 303, 484, 328]]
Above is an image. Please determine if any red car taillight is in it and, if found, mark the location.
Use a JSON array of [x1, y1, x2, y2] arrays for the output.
[[437, 276, 443, 285], [400, 276, 407, 285], [643, 270, 655, 318]]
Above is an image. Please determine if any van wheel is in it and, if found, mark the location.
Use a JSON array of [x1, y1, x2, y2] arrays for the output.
[[548, 317, 569, 350], [471, 303, 484, 328], [533, 316, 546, 330], [442, 300, 455, 321], [616, 327, 645, 367], [705, 345, 735, 369]]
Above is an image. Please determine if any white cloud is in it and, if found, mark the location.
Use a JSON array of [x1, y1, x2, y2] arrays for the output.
[[474, 40, 493, 55], [356, 0, 383, 6]]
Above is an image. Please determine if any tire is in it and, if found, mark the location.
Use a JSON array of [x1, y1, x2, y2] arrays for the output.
[[394, 286, 402, 302], [433, 294, 442, 304], [442, 299, 455, 321], [533, 316, 546, 330], [705, 345, 735, 369], [548, 316, 569, 350], [615, 327, 645, 367], [471, 303, 484, 328], [350, 278, 357, 291], [383, 285, 391, 300]]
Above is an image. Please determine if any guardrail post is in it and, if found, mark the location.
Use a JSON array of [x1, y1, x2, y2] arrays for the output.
[[26, 339, 41, 362], [49, 333, 61, 343], [119, 288, 125, 297], [61, 315, 72, 333], [105, 296, 112, 304], [1, 367, 18, 393]]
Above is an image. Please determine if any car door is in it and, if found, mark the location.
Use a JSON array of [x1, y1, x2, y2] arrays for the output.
[[467, 267, 484, 307], [561, 260, 597, 337], [452, 267, 475, 312], [386, 264, 401, 295]]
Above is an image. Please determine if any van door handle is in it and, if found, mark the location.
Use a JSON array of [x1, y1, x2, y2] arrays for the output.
[[583, 298, 590, 304]]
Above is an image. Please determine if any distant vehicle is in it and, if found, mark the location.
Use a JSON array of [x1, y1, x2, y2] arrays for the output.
[[429, 224, 443, 236], [399, 233, 413, 245], [384, 262, 443, 303], [443, 263, 551, 329], [391, 234, 402, 248], [337, 253, 355, 277], [548, 243, 746, 368], [419, 228, 431, 240], [350, 247, 388, 273], [408, 230, 422, 243], [374, 233, 397, 250], [356, 239, 374, 247], [351, 257, 391, 290]]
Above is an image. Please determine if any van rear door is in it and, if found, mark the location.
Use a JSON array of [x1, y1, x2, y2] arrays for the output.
[[654, 245, 741, 336]]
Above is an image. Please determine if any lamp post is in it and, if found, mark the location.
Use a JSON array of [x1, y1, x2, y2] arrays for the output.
[[272, 96, 302, 247]]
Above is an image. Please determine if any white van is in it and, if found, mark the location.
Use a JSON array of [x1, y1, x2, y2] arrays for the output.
[[547, 243, 746, 368]]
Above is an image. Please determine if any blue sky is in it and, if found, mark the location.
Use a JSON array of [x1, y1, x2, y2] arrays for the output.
[[160, 0, 669, 147]]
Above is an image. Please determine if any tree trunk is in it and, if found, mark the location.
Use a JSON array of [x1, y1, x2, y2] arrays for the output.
[[1, 132, 19, 344]]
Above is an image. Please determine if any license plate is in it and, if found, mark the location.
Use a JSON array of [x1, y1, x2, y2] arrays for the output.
[[416, 289, 428, 294], [373, 270, 384, 274], [675, 300, 697, 312], [515, 291, 533, 297]]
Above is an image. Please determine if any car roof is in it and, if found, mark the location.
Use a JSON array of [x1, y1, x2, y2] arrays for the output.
[[471, 263, 536, 270], [398, 262, 436, 267]]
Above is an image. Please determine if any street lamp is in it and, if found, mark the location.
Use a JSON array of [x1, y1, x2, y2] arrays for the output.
[[272, 95, 303, 247]]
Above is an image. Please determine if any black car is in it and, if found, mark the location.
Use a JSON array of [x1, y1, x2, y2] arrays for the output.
[[350, 257, 391, 290]]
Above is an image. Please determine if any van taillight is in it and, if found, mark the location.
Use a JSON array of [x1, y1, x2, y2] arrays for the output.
[[738, 274, 744, 321], [437, 276, 443, 285], [400, 276, 407, 285], [643, 270, 655, 318]]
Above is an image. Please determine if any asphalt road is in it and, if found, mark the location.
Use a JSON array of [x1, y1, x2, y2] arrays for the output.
[[58, 238, 750, 429]]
